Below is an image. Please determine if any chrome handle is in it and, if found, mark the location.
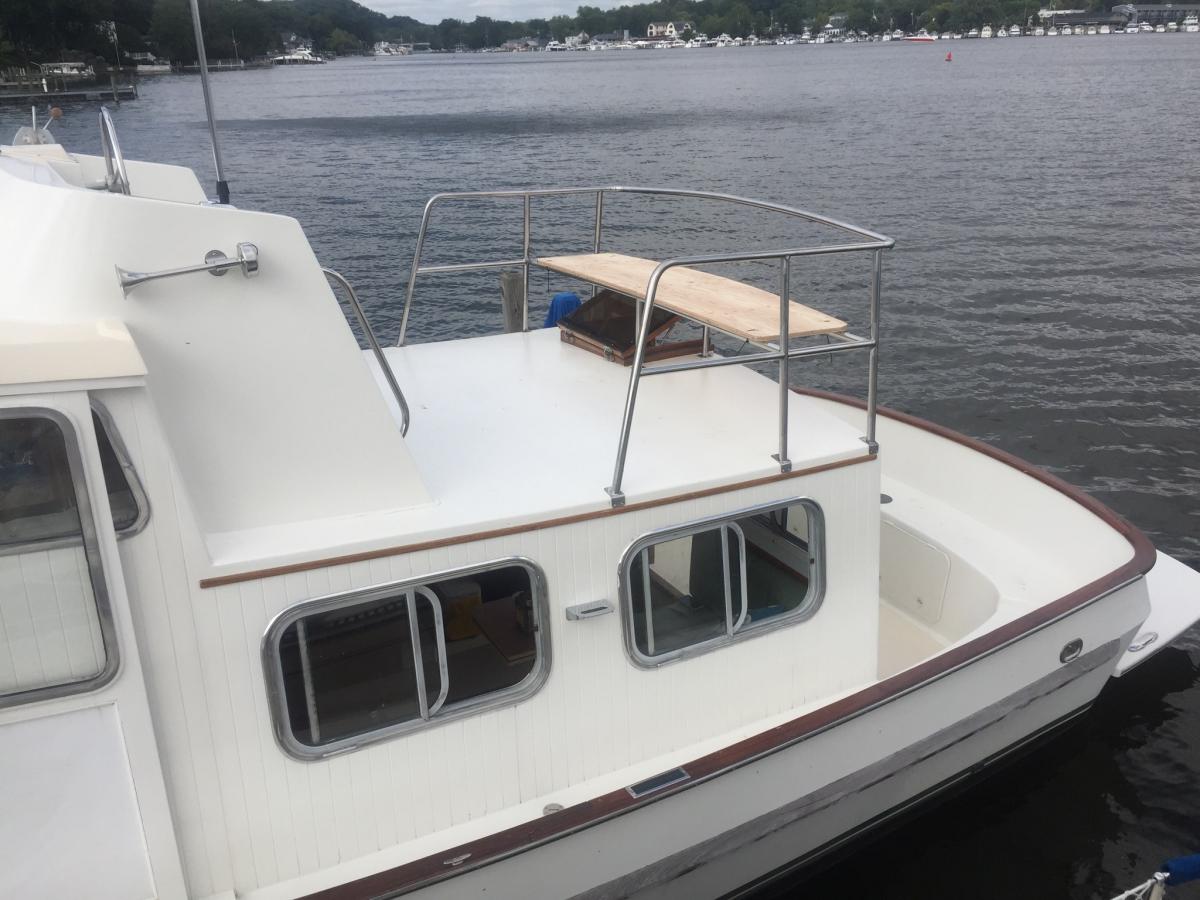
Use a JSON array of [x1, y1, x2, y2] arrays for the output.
[[116, 242, 259, 295], [415, 586, 450, 717]]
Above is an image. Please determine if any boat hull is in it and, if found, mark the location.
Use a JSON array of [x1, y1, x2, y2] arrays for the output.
[[355, 583, 1145, 900]]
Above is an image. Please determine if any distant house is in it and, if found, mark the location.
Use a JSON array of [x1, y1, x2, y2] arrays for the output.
[[564, 31, 590, 47], [646, 21, 694, 37], [592, 30, 629, 43]]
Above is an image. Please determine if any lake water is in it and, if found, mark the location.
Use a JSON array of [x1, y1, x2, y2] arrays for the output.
[[21, 38, 1200, 898]]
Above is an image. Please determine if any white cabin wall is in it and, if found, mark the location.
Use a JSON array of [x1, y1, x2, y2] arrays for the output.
[[109, 396, 880, 900]]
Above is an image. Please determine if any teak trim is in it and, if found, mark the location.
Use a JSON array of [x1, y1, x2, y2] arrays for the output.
[[197, 453, 873, 589], [298, 392, 1157, 900]]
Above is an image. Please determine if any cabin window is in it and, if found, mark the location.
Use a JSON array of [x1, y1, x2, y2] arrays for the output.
[[0, 409, 118, 707], [0, 404, 145, 549], [265, 559, 550, 758], [620, 499, 824, 667], [91, 404, 148, 537]]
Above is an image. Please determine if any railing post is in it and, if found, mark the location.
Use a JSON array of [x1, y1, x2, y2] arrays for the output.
[[592, 190, 604, 298], [773, 256, 792, 473], [607, 264, 669, 506], [398, 199, 435, 346], [865, 249, 882, 453], [522, 194, 532, 331]]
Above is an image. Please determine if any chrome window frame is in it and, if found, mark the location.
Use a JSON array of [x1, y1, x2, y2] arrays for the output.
[[262, 556, 552, 761], [0, 400, 148, 557], [90, 400, 150, 539], [618, 497, 826, 669], [0, 407, 120, 709]]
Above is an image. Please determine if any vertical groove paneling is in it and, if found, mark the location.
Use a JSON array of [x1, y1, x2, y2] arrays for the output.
[[117, 386, 879, 899]]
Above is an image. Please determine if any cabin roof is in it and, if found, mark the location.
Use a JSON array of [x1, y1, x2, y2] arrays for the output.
[[204, 328, 869, 572], [384, 328, 866, 520], [0, 319, 146, 388]]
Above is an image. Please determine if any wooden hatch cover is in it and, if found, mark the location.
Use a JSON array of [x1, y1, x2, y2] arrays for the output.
[[534, 252, 847, 344]]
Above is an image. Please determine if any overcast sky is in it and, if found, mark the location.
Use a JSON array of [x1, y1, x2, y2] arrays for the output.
[[367, 0, 584, 23]]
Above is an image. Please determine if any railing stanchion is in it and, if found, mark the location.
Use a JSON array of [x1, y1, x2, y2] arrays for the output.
[[607, 265, 670, 506], [865, 248, 883, 452], [592, 191, 605, 298], [398, 198, 436, 346], [774, 256, 792, 472], [522, 194, 532, 332]]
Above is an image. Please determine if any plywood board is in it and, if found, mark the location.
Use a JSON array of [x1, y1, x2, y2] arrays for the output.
[[535, 252, 847, 343]]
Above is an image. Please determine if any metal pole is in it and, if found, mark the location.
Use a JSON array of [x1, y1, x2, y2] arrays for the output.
[[323, 267, 411, 436], [607, 264, 668, 505], [865, 249, 882, 452], [774, 257, 792, 472], [591, 191, 604, 298], [522, 194, 531, 331], [398, 200, 435, 346], [189, 0, 230, 204]]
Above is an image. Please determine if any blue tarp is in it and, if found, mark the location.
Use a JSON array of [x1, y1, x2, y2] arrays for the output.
[[544, 291, 581, 328], [1164, 854, 1200, 886]]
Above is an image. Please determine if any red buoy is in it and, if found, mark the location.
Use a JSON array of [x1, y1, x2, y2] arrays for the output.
[[945, 51, 952, 61]]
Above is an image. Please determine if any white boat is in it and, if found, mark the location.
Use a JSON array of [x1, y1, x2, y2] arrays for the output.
[[1125, 22, 1140, 33], [271, 48, 325, 64], [981, 24, 994, 37], [1009, 24, 1022, 35], [1035, 26, 1046, 35], [1100, 24, 1111, 34], [1154, 23, 1166, 32], [996, 24, 1008, 36], [1140, 21, 1154, 31], [1087, 24, 1098, 34], [903, 30, 938, 41], [3, 91, 1200, 900], [1167, 21, 1179, 31], [967, 27, 981, 37], [1185, 14, 1199, 31]]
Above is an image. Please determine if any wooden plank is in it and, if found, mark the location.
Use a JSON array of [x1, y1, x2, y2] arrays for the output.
[[534, 252, 847, 343]]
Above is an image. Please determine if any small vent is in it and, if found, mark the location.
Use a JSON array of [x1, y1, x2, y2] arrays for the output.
[[627, 767, 690, 799]]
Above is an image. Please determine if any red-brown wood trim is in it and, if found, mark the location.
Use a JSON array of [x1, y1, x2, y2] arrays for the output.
[[300, 392, 1156, 900], [198, 453, 874, 589]]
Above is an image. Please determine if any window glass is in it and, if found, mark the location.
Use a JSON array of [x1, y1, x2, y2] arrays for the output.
[[624, 500, 821, 665], [0, 414, 111, 701], [93, 411, 140, 533], [0, 410, 141, 547], [274, 563, 545, 752]]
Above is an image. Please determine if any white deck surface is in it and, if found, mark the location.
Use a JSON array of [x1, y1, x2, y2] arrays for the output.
[[387, 328, 867, 512], [204, 328, 870, 568]]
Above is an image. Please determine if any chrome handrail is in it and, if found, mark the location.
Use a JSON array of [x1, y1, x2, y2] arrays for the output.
[[397, 185, 892, 347], [398, 186, 893, 505], [99, 106, 130, 195], [322, 267, 411, 436]]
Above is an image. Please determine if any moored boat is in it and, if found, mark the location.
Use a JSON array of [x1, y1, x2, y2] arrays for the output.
[[3, 34, 1200, 900]]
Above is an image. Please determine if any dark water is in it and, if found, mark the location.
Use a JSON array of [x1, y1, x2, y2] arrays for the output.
[[21, 41, 1200, 898]]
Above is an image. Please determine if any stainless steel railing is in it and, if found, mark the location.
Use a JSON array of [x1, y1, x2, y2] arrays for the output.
[[323, 267, 411, 436], [398, 186, 894, 505]]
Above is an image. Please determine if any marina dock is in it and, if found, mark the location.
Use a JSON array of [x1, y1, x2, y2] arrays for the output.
[[0, 83, 138, 105]]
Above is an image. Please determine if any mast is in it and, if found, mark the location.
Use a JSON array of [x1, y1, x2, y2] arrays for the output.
[[188, 0, 230, 204]]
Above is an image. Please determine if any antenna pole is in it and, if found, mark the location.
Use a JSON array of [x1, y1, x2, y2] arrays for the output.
[[189, 0, 229, 204]]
